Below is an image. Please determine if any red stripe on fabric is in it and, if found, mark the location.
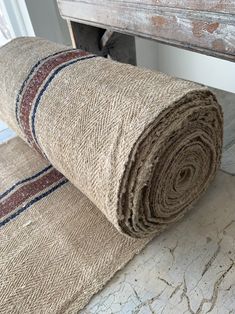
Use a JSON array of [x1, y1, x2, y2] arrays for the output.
[[19, 50, 89, 152], [0, 168, 64, 219]]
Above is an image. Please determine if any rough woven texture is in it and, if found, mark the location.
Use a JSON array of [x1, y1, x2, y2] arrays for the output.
[[0, 137, 148, 313], [0, 37, 223, 237], [0, 37, 223, 312]]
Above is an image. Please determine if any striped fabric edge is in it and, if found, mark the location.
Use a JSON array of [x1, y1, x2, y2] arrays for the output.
[[0, 165, 52, 200], [31, 54, 96, 147], [0, 165, 68, 228], [16, 48, 96, 155], [15, 48, 76, 124]]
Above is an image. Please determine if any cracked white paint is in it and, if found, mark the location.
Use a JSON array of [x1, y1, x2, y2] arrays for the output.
[[82, 171, 235, 314]]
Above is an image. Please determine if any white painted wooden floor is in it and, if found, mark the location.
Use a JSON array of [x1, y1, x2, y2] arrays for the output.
[[211, 88, 235, 175]]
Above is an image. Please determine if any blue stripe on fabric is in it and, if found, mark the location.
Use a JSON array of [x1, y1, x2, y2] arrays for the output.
[[0, 178, 68, 228], [0, 165, 52, 200], [15, 48, 76, 125], [31, 54, 96, 146]]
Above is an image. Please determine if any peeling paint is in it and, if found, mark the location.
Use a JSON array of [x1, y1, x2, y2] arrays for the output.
[[60, 0, 235, 61], [207, 22, 220, 33], [212, 38, 226, 51], [152, 16, 168, 27], [192, 21, 219, 38]]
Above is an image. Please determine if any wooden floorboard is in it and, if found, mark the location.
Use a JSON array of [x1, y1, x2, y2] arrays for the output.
[[221, 144, 235, 175], [211, 88, 235, 175]]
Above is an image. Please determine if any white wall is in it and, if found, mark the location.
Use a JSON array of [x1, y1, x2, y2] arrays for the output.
[[25, 0, 71, 46], [136, 37, 235, 94]]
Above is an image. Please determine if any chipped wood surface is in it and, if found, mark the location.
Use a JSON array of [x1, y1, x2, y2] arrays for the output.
[[102, 0, 235, 14], [57, 0, 235, 61]]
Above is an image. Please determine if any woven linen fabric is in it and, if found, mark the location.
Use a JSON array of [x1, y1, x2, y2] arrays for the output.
[[0, 137, 148, 313], [0, 37, 223, 238], [0, 37, 223, 312]]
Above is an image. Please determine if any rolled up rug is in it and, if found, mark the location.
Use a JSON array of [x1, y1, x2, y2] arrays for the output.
[[0, 37, 223, 237], [0, 37, 223, 312]]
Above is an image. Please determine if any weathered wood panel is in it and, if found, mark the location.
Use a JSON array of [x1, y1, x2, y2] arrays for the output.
[[110, 0, 235, 14], [58, 0, 235, 61]]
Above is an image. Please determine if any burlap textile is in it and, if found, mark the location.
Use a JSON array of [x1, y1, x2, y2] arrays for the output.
[[0, 37, 223, 312]]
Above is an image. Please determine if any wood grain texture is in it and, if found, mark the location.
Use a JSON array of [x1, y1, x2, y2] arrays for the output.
[[67, 21, 77, 48], [57, 0, 235, 61], [106, 0, 235, 13]]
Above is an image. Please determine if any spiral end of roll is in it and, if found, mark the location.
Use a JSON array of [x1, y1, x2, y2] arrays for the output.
[[118, 90, 223, 238]]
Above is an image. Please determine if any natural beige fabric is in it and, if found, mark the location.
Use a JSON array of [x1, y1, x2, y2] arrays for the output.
[[0, 137, 148, 313], [0, 37, 223, 312], [0, 37, 223, 237]]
